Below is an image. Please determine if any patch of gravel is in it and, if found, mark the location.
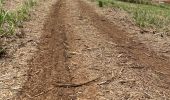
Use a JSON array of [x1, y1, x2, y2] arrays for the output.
[[0, 0, 57, 99]]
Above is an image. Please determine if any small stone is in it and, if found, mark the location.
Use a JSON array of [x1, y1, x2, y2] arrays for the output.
[[117, 54, 123, 58]]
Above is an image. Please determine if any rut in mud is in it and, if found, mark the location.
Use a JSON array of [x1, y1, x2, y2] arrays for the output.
[[13, 0, 170, 99]]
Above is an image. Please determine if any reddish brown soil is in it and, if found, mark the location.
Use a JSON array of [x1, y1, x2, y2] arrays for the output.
[[14, 0, 75, 99], [164, 0, 170, 3], [11, 0, 170, 99]]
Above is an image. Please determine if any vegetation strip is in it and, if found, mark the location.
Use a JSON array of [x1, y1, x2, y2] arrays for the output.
[[97, 0, 170, 34], [0, 0, 36, 36], [0, 0, 36, 57]]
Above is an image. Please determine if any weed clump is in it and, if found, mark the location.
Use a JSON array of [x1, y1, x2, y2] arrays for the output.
[[98, 0, 170, 32], [99, 1, 103, 7], [0, 0, 37, 58], [0, 0, 37, 36]]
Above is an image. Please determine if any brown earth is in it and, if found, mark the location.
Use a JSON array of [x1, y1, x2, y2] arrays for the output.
[[14, 0, 75, 99], [1, 0, 170, 99]]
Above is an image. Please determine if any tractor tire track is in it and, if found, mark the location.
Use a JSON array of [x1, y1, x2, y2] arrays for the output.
[[78, 0, 170, 77], [14, 0, 75, 99]]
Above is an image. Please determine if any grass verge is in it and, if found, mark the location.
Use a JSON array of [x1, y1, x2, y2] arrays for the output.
[[97, 0, 170, 33], [0, 0, 36, 57], [0, 0, 37, 36]]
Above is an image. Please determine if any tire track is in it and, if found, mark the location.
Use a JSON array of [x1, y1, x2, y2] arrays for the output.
[[78, 0, 170, 78], [78, 0, 170, 99], [13, 0, 75, 99]]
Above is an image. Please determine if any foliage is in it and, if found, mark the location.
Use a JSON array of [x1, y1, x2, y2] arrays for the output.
[[0, 0, 37, 36], [119, 0, 152, 4], [97, 0, 170, 32]]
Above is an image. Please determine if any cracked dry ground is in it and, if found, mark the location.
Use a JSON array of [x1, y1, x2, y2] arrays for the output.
[[13, 0, 170, 99]]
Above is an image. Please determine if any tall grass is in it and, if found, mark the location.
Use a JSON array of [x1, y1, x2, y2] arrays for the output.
[[0, 0, 36, 57], [97, 0, 170, 32], [0, 0, 4, 6], [0, 0, 36, 36]]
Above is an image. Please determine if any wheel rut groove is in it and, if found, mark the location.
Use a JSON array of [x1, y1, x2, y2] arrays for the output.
[[78, 0, 170, 77], [14, 0, 75, 99]]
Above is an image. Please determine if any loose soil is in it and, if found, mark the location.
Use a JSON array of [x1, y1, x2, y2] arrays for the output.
[[1, 0, 170, 99]]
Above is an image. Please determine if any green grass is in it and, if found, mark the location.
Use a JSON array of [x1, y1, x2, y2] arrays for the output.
[[0, 0, 4, 6], [0, 0, 36, 57], [0, 0, 37, 36], [118, 0, 152, 4], [97, 0, 170, 32]]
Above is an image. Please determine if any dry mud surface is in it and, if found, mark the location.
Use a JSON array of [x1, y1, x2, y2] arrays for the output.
[[1, 0, 170, 99]]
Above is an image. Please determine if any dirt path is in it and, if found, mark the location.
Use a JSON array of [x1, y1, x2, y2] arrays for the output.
[[13, 0, 170, 99]]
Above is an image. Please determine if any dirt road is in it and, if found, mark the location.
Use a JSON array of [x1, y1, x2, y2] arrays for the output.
[[13, 0, 170, 99]]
